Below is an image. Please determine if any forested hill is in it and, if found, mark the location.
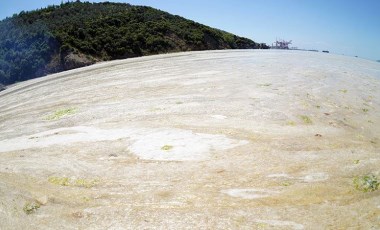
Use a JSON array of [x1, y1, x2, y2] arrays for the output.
[[0, 1, 268, 86]]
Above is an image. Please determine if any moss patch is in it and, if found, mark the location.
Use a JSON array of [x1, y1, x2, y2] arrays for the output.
[[23, 201, 40, 215], [45, 108, 76, 120], [353, 174, 379, 192], [48, 176, 98, 188], [73, 178, 99, 188], [280, 181, 293, 186], [299, 115, 313, 124], [161, 145, 173, 151], [286, 121, 296, 126], [258, 83, 272, 87], [48, 176, 70, 186]]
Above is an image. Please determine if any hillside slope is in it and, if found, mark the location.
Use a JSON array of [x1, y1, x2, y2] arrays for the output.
[[0, 1, 268, 85]]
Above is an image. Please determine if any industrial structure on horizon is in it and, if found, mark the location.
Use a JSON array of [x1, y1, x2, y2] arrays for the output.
[[270, 38, 330, 53], [271, 39, 292, 49]]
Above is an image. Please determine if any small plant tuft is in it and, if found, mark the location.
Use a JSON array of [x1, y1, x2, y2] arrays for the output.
[[258, 83, 272, 87], [45, 108, 76, 120], [299, 115, 313, 124], [48, 176, 70, 186], [161, 145, 173, 151], [286, 121, 296, 126], [281, 181, 293, 186], [23, 201, 40, 215], [48, 176, 98, 188], [74, 178, 99, 188], [353, 174, 379, 192]]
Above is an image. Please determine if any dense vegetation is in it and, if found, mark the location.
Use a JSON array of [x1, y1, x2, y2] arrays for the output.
[[0, 1, 268, 86]]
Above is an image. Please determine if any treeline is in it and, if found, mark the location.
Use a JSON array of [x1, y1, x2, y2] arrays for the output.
[[0, 1, 269, 85]]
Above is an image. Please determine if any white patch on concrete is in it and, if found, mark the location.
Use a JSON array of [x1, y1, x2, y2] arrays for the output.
[[0, 126, 131, 152], [255, 219, 304, 230], [0, 126, 247, 161], [191, 70, 221, 76], [210, 115, 227, 120], [302, 172, 329, 182], [183, 79, 211, 85], [129, 129, 246, 161], [182, 71, 221, 85], [221, 188, 279, 199], [267, 173, 292, 178]]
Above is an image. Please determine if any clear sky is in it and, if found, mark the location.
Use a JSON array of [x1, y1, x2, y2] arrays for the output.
[[1, 0, 379, 60]]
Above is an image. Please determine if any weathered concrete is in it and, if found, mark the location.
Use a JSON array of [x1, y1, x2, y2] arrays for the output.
[[0, 50, 379, 229]]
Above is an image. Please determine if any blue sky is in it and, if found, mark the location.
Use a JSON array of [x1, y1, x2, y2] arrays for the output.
[[1, 0, 379, 60]]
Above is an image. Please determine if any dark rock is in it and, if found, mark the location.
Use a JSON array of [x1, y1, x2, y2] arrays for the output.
[[0, 83, 6, 92], [63, 52, 95, 70]]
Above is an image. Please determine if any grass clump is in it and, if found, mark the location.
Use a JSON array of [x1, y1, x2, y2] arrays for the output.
[[339, 89, 348, 93], [353, 174, 379, 192], [299, 115, 313, 124], [161, 145, 173, 151], [74, 178, 99, 188], [362, 108, 369, 113], [48, 176, 98, 188], [48, 176, 70, 186], [23, 201, 40, 215], [258, 83, 272, 87], [45, 108, 76, 120], [286, 121, 296, 126], [280, 181, 293, 186]]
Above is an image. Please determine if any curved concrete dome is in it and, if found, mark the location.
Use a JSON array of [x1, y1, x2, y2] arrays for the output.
[[0, 50, 379, 229]]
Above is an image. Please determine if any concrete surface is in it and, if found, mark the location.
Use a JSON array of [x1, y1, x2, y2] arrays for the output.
[[0, 50, 379, 229]]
